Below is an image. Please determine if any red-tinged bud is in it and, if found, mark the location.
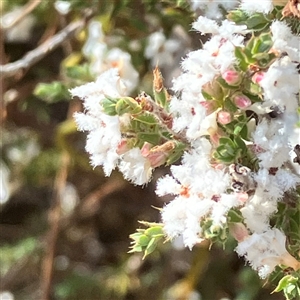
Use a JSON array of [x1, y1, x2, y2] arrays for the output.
[[147, 151, 167, 168], [142, 141, 175, 168], [229, 223, 249, 242], [117, 139, 130, 155], [237, 192, 248, 202], [252, 72, 265, 84], [200, 101, 217, 115], [141, 142, 152, 157], [233, 94, 252, 109], [222, 70, 242, 85], [217, 111, 231, 125]]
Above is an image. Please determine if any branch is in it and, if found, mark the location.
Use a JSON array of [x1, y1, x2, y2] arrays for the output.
[[40, 151, 70, 300], [0, 12, 92, 78]]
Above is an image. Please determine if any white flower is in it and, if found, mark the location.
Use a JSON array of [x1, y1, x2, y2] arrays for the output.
[[192, 16, 219, 34], [240, 0, 273, 14], [235, 228, 300, 278], [118, 148, 153, 185], [54, 0, 71, 15], [211, 193, 241, 226], [260, 57, 299, 113], [83, 21, 106, 58], [0, 163, 10, 205], [145, 31, 181, 67], [270, 20, 300, 61], [190, 0, 239, 19], [106, 48, 139, 93], [157, 138, 239, 247], [71, 69, 125, 176], [161, 196, 211, 249], [156, 175, 181, 197], [252, 119, 291, 169], [82, 21, 139, 93], [1, 7, 36, 42]]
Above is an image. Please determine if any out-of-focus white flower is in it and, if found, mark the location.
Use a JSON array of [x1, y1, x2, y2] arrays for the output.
[[0, 163, 10, 205], [0, 291, 14, 300], [106, 48, 139, 93], [240, 0, 273, 14], [145, 31, 181, 67], [83, 21, 138, 93], [6, 138, 40, 165], [190, 0, 239, 19], [60, 183, 79, 215], [83, 21, 105, 58], [54, 0, 71, 15], [235, 228, 300, 278], [1, 7, 35, 42]]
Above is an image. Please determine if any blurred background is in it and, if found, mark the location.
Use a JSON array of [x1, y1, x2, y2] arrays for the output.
[[0, 1, 285, 299]]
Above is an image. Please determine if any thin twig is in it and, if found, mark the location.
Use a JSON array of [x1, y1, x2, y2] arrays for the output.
[[40, 151, 70, 300], [1, 0, 42, 30], [0, 28, 7, 124], [40, 98, 83, 299], [0, 17, 87, 78], [78, 179, 126, 219]]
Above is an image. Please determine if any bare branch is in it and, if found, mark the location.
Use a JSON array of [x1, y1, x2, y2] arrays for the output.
[[0, 18, 86, 78], [40, 151, 70, 300]]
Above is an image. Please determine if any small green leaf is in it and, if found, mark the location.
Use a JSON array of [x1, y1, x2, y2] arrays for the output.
[[246, 14, 268, 29], [224, 97, 238, 113], [227, 9, 248, 23], [102, 96, 118, 116], [235, 47, 249, 71], [227, 209, 243, 223], [257, 33, 273, 53], [144, 226, 164, 237], [219, 137, 235, 148], [201, 89, 214, 101], [133, 113, 157, 125], [34, 82, 70, 103], [138, 235, 151, 247], [166, 142, 186, 165], [144, 237, 157, 258], [115, 97, 142, 115], [272, 275, 298, 293], [137, 132, 160, 145], [65, 64, 93, 81]]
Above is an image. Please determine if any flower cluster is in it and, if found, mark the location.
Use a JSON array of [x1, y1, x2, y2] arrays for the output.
[[71, 0, 300, 295], [83, 21, 138, 93]]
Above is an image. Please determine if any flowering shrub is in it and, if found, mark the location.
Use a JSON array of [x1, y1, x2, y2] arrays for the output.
[[71, 0, 300, 298]]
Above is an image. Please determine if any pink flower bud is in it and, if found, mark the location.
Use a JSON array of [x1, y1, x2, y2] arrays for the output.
[[229, 223, 249, 242], [200, 101, 216, 115], [217, 111, 231, 125], [237, 192, 248, 202], [147, 151, 167, 168], [141, 142, 152, 157], [233, 94, 252, 109], [222, 70, 241, 85], [142, 141, 175, 168], [117, 139, 130, 155], [252, 72, 265, 84]]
